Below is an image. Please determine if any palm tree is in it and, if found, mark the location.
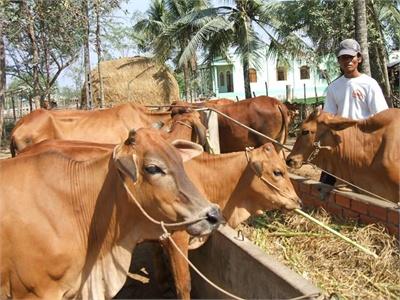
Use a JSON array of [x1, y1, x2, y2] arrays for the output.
[[134, 0, 211, 101], [354, 0, 371, 75], [177, 0, 313, 99]]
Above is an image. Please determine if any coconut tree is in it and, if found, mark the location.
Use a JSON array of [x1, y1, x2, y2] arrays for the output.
[[134, 0, 211, 101], [176, 0, 315, 99], [354, 0, 371, 75]]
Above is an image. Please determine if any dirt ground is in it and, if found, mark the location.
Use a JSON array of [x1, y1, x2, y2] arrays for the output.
[[0, 148, 10, 159]]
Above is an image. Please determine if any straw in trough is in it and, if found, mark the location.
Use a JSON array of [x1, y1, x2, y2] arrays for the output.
[[240, 209, 400, 299], [81, 56, 180, 107]]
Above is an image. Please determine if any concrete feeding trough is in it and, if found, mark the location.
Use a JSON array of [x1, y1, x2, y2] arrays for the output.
[[115, 225, 322, 299], [189, 225, 322, 299]]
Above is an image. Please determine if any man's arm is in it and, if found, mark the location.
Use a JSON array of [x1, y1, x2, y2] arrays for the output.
[[368, 80, 389, 114], [323, 86, 338, 115]]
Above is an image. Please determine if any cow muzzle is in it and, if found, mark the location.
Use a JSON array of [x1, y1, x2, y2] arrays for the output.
[[186, 204, 225, 236], [286, 157, 303, 169]]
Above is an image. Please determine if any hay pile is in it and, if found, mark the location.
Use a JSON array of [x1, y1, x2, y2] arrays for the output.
[[82, 56, 180, 107], [240, 209, 400, 299]]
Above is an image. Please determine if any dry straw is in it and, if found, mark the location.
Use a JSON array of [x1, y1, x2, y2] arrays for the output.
[[82, 57, 180, 107], [240, 209, 400, 300]]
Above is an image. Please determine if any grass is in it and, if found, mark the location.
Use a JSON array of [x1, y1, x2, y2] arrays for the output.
[[239, 209, 400, 300]]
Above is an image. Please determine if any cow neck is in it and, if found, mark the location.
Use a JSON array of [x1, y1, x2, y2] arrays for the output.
[[185, 151, 247, 217], [314, 126, 367, 180], [70, 155, 150, 299]]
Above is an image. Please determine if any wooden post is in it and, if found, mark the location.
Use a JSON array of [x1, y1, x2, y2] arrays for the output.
[[303, 83, 307, 120], [265, 81, 269, 96], [286, 84, 292, 102], [201, 110, 220, 154], [252, 91, 256, 98], [11, 95, 16, 122]]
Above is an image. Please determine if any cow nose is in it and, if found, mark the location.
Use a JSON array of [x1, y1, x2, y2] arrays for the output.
[[206, 206, 224, 225]]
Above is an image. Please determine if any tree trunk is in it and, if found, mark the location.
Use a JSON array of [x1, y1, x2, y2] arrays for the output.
[[242, 57, 251, 99], [183, 62, 190, 101], [21, 0, 40, 110], [368, 1, 392, 107], [0, 18, 5, 143], [354, 0, 371, 75], [94, 0, 104, 108], [83, 0, 93, 109]]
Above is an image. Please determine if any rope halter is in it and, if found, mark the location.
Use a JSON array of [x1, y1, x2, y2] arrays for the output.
[[244, 147, 295, 200], [306, 140, 332, 163]]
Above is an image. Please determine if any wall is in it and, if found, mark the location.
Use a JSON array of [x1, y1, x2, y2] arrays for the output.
[[190, 225, 322, 299], [210, 54, 328, 101], [290, 174, 400, 239]]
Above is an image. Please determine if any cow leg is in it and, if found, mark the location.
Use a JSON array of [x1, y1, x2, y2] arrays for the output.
[[161, 230, 191, 300], [149, 242, 176, 298]]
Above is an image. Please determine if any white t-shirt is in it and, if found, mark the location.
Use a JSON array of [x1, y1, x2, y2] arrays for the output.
[[324, 74, 388, 120]]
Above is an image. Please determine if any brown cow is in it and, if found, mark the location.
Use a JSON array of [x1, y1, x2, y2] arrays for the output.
[[148, 143, 302, 299], [213, 96, 289, 153], [10, 103, 174, 156], [286, 108, 400, 202], [171, 96, 289, 153], [0, 128, 223, 299]]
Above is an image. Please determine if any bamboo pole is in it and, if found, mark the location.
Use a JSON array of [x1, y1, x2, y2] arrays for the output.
[[294, 209, 378, 258]]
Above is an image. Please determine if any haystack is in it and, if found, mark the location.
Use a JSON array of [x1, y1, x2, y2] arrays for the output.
[[81, 56, 180, 107]]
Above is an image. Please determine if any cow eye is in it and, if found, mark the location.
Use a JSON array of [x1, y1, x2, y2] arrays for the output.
[[273, 169, 283, 177], [301, 130, 310, 136], [144, 165, 165, 175]]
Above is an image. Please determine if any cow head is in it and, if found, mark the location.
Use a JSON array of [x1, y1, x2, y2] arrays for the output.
[[286, 108, 358, 168], [167, 111, 207, 146], [235, 143, 301, 222], [10, 109, 55, 156], [113, 128, 223, 236]]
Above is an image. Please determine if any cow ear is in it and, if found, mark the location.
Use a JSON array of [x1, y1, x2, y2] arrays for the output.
[[171, 139, 203, 162], [309, 107, 322, 119], [125, 129, 137, 145], [113, 145, 138, 182], [322, 116, 358, 131]]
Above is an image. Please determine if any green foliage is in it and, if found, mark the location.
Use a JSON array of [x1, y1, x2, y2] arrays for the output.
[[4, 0, 85, 100]]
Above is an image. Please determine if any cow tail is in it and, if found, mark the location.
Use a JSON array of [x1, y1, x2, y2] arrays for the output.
[[277, 104, 289, 158]]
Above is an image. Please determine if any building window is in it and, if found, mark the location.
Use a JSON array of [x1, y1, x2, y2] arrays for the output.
[[277, 67, 287, 81], [300, 66, 310, 80], [249, 68, 257, 83], [219, 72, 225, 86], [226, 71, 233, 92]]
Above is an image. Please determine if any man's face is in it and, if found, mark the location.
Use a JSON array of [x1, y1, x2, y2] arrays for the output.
[[338, 55, 361, 76]]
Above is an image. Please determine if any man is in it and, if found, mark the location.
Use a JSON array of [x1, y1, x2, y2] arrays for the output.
[[320, 38, 389, 187], [324, 38, 388, 120]]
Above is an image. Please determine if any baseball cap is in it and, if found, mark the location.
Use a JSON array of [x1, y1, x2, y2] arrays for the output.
[[336, 39, 361, 57]]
